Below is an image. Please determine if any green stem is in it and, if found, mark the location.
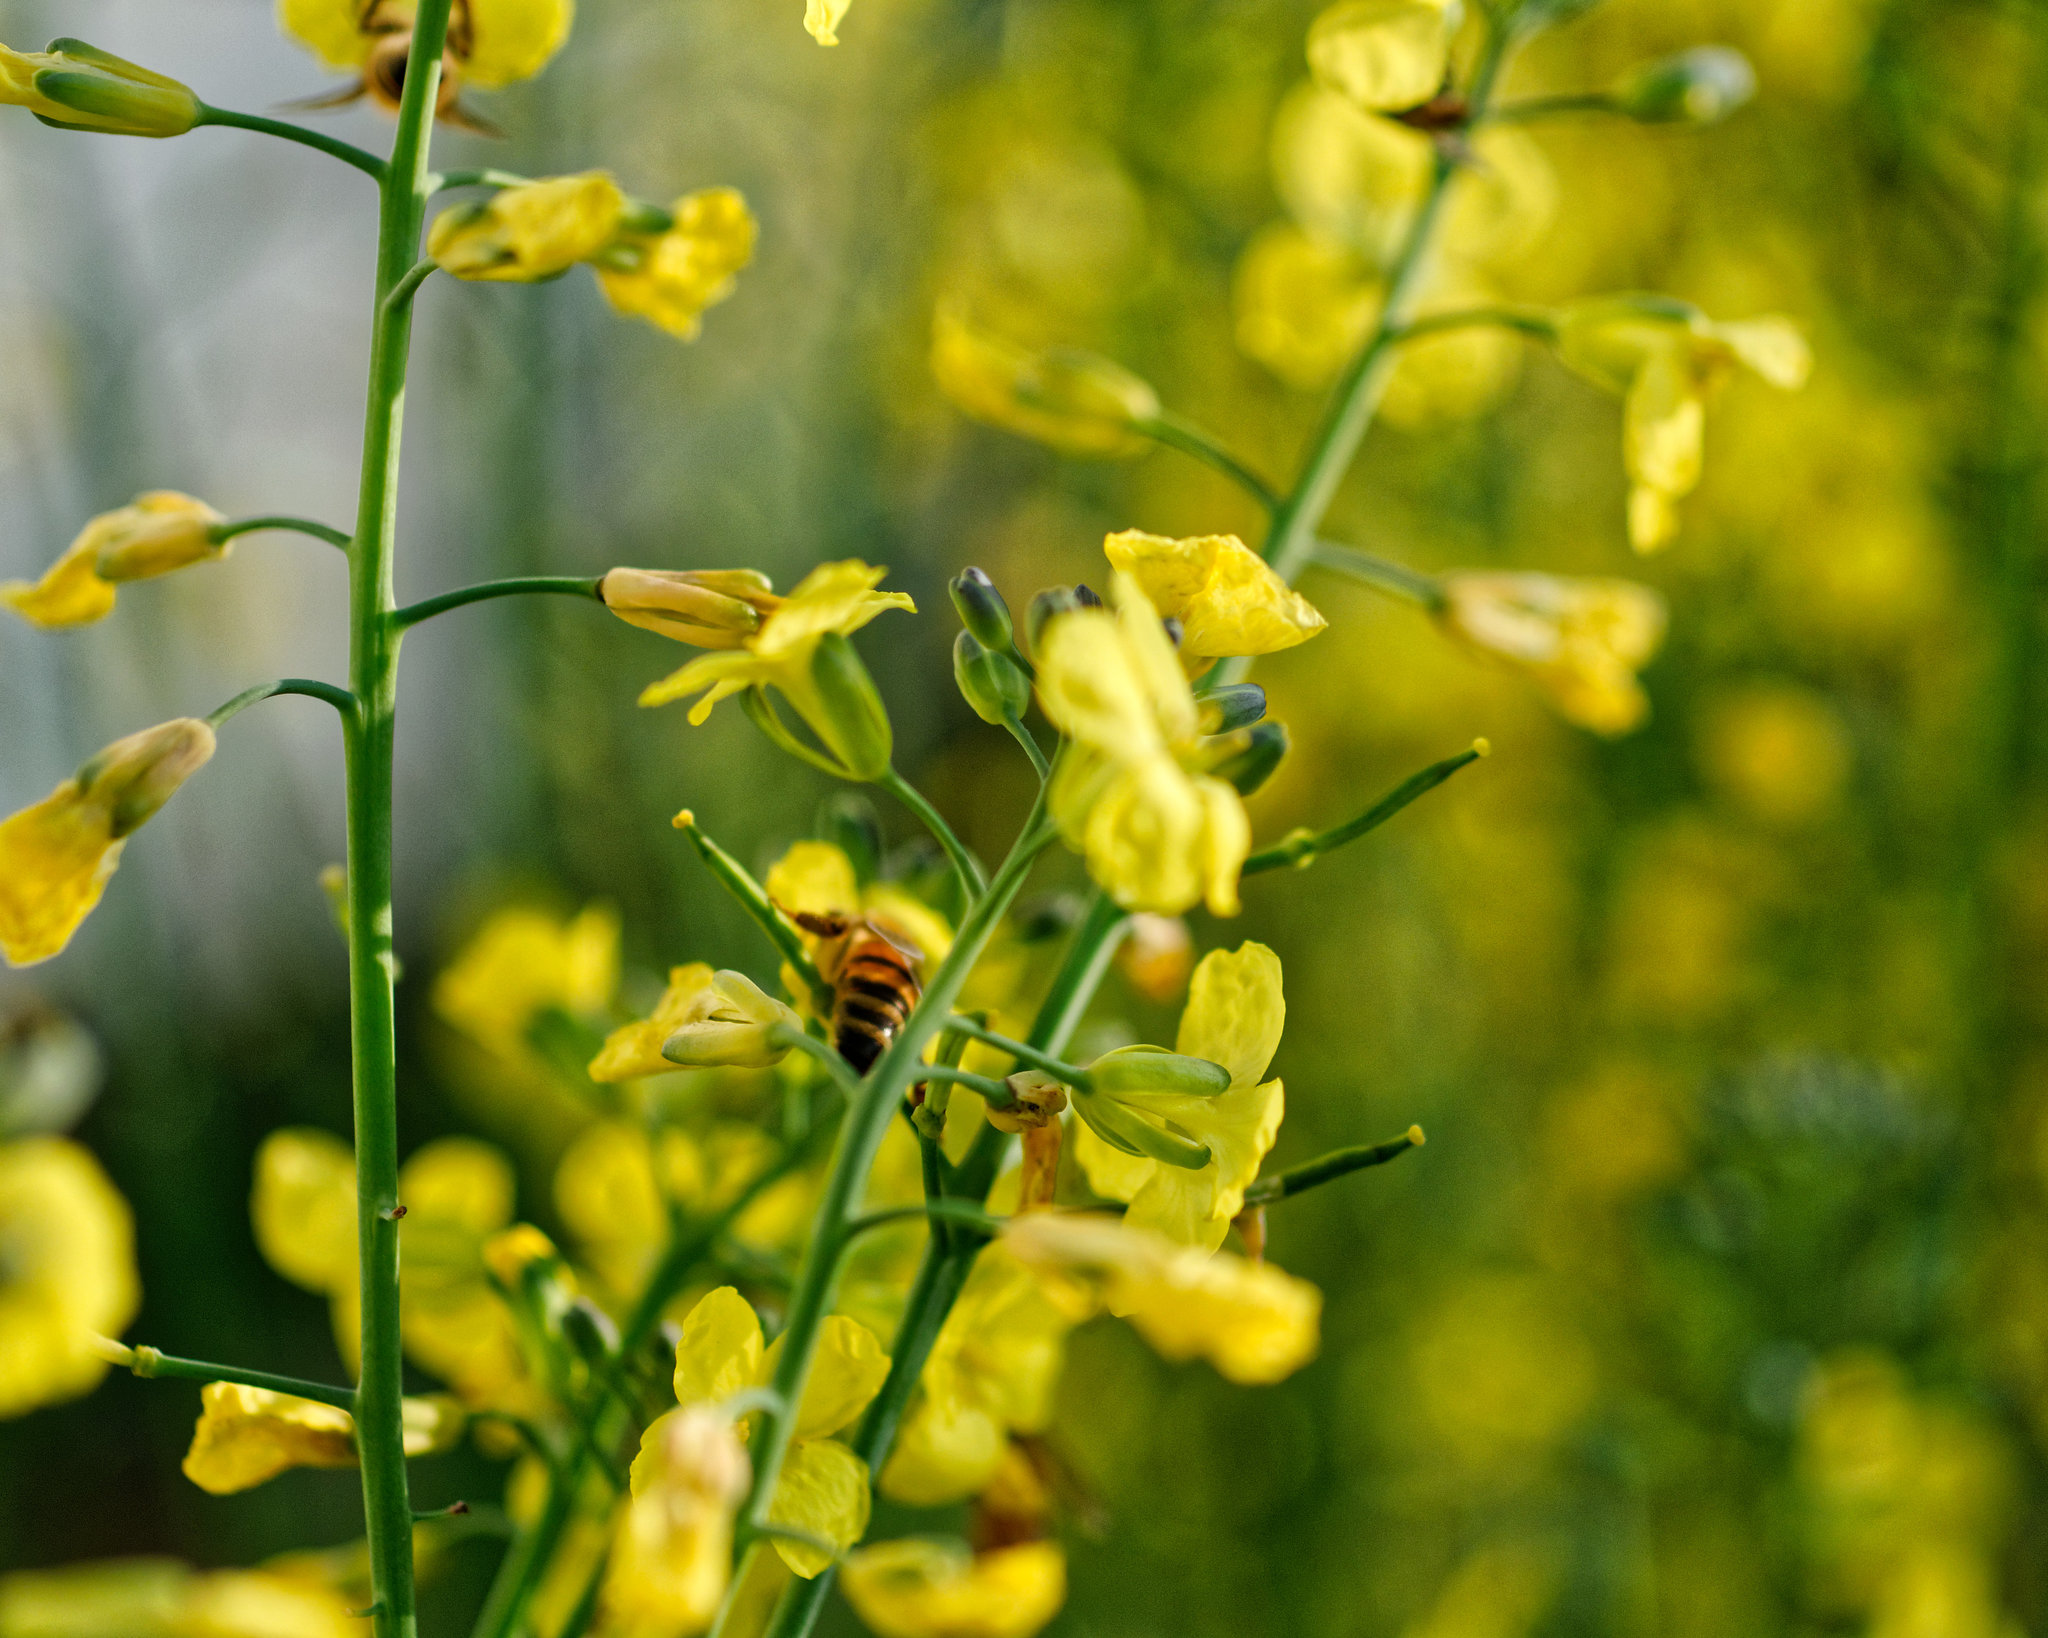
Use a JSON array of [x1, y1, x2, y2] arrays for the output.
[[210, 515, 352, 550], [914, 1063, 1017, 1102], [1241, 1126, 1425, 1205], [1242, 743, 1487, 877], [1484, 91, 1618, 124], [385, 258, 440, 317], [194, 105, 387, 181], [670, 810, 830, 1007], [771, 1026, 864, 1102], [112, 1343, 357, 1411], [841, 1200, 1004, 1242], [879, 767, 988, 901], [1136, 413, 1282, 512], [343, 9, 454, 1636], [1307, 542, 1446, 610], [432, 167, 534, 192], [938, 1015, 1091, 1087], [391, 575, 604, 630], [1389, 305, 1559, 346], [1001, 713, 1052, 780], [205, 678, 359, 729]]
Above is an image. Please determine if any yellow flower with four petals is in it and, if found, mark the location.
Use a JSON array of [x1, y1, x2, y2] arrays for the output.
[[2, 492, 225, 629]]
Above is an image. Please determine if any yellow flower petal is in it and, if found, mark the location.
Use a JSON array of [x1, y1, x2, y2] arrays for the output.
[[0, 540, 116, 628], [1175, 942, 1285, 1090], [766, 842, 861, 919], [1441, 572, 1668, 735], [428, 172, 625, 282], [928, 308, 1160, 459], [766, 1438, 870, 1578], [432, 903, 619, 1055], [612, 1406, 750, 1635], [250, 1128, 356, 1295], [595, 188, 757, 342], [804, 0, 852, 45], [276, 0, 372, 71], [1306, 0, 1458, 113], [589, 963, 717, 1082], [765, 1313, 891, 1441], [1103, 531, 1326, 669], [463, 0, 576, 87], [879, 1396, 1006, 1507], [181, 1383, 356, 1494], [398, 1137, 516, 1237], [0, 785, 122, 968], [841, 1540, 1067, 1638], [674, 1286, 766, 1407]]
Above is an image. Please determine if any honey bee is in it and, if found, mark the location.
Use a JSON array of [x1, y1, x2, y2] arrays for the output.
[[293, 0, 498, 133], [790, 911, 923, 1075]]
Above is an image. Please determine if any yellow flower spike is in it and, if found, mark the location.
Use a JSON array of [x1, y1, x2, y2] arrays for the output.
[[431, 902, 619, 1058], [595, 187, 757, 342], [1035, 576, 1250, 917], [842, 1540, 1068, 1638], [2, 492, 226, 629], [1305, 0, 1461, 114], [0, 1136, 139, 1419], [929, 308, 1162, 459], [1002, 1213, 1321, 1385], [589, 963, 717, 1082], [0, 718, 215, 968], [1439, 572, 1668, 736], [601, 567, 782, 650], [638, 559, 914, 745], [607, 1406, 751, 1638], [661, 970, 807, 1069], [1103, 531, 1328, 672], [672, 1286, 766, 1407], [0, 38, 201, 136], [428, 172, 627, 282], [805, 0, 853, 46]]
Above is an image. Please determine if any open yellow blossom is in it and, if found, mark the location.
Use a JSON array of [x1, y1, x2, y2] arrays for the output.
[[668, 1286, 890, 1577], [638, 560, 914, 759], [606, 1405, 752, 1638], [0, 718, 215, 968], [0, 1136, 138, 1419], [661, 971, 807, 1069], [0, 39, 200, 137], [805, 0, 853, 45], [278, 0, 575, 95], [1440, 572, 1668, 736], [0, 1558, 361, 1638], [1103, 531, 1326, 673], [1073, 942, 1286, 1252], [1554, 297, 1812, 552], [431, 903, 619, 1060], [930, 308, 1161, 459], [767, 839, 954, 983], [428, 172, 627, 282], [180, 1383, 464, 1495], [590, 963, 717, 1081], [880, 1249, 1076, 1506], [2, 492, 226, 628], [595, 188, 757, 342], [1036, 574, 1250, 917], [841, 1540, 1067, 1638], [601, 568, 783, 649], [1003, 1213, 1321, 1385], [1232, 220, 1379, 390], [1305, 0, 1459, 113]]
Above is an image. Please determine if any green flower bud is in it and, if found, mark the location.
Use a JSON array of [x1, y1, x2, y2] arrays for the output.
[[1025, 585, 1101, 652], [807, 631, 894, 780], [1196, 683, 1268, 735], [1612, 47, 1756, 125], [950, 567, 1016, 652], [7, 38, 201, 137], [1088, 1045, 1232, 1099], [953, 631, 1031, 727], [815, 791, 884, 887], [1209, 721, 1290, 798]]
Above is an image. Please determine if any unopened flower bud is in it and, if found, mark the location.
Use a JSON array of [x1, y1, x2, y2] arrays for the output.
[[1195, 684, 1267, 735], [987, 1070, 1069, 1134], [663, 971, 804, 1068], [1088, 1045, 1231, 1098], [75, 719, 216, 839], [950, 567, 1016, 652], [806, 632, 895, 780], [1026, 587, 1093, 652], [92, 493, 227, 581], [4, 38, 200, 137], [931, 308, 1161, 458], [1611, 46, 1756, 124], [601, 567, 780, 649], [1209, 721, 1290, 797], [953, 631, 1032, 726]]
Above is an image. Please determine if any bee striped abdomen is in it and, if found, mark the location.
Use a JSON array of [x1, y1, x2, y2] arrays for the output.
[[834, 935, 921, 1074]]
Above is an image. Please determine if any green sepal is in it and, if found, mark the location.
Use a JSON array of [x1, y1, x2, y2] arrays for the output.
[[807, 632, 894, 780], [1072, 1089, 1214, 1170], [1089, 1045, 1232, 1099]]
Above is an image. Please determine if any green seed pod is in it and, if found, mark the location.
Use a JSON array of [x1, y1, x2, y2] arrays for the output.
[[1071, 1088, 1215, 1170], [1089, 1045, 1233, 1098], [950, 567, 1016, 652], [1210, 721, 1290, 797], [807, 632, 894, 780], [953, 631, 1031, 726], [1612, 47, 1756, 125]]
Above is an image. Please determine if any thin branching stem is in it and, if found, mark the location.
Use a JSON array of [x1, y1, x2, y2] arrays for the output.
[[391, 575, 604, 630], [195, 105, 387, 180], [211, 515, 352, 550]]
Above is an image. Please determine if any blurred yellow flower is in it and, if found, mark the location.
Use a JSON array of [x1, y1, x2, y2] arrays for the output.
[[277, 0, 574, 91], [180, 1383, 463, 1495], [1697, 683, 1852, 828], [601, 568, 782, 650], [595, 188, 757, 342], [930, 309, 1161, 459], [1, 493, 225, 628], [0, 718, 215, 968], [607, 1405, 752, 1638], [1001, 1213, 1320, 1385], [1232, 221, 1379, 390], [841, 1540, 1067, 1638], [1103, 531, 1327, 672], [0, 40, 200, 137], [1036, 574, 1250, 917], [1410, 1276, 1595, 1467], [1073, 942, 1286, 1252], [669, 1286, 890, 1577], [880, 1249, 1075, 1506], [1439, 572, 1667, 736], [0, 1558, 361, 1638], [589, 963, 718, 1082], [431, 902, 618, 1060], [1305, 0, 1458, 113], [805, 0, 852, 46], [428, 172, 627, 282], [1554, 297, 1812, 552], [0, 1136, 138, 1419], [251, 1128, 358, 1365]]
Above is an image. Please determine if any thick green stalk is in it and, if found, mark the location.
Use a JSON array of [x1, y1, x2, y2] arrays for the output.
[[344, 8, 454, 1635]]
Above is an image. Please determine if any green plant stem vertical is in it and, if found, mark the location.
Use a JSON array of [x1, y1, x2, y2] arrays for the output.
[[346, 8, 454, 1636]]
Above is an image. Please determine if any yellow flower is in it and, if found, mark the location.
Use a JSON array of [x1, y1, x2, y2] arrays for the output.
[[669, 1286, 890, 1577], [661, 971, 807, 1070], [1305, 0, 1459, 113], [1102, 531, 1326, 673], [766, 839, 955, 988], [1554, 297, 1812, 552], [605, 1405, 752, 1638], [277, 0, 575, 95], [431, 903, 619, 1060], [428, 172, 627, 281], [589, 963, 718, 1082], [180, 1383, 464, 1495], [2, 492, 226, 629], [0, 39, 200, 136], [601, 568, 783, 649], [1073, 942, 1286, 1252], [1440, 572, 1668, 736], [1001, 1213, 1321, 1385], [251, 1128, 358, 1365], [880, 1249, 1075, 1506], [805, 0, 852, 45], [0, 1136, 138, 1418], [1035, 574, 1250, 917], [1232, 221, 1379, 391], [638, 559, 914, 760], [0, 718, 215, 968], [841, 1540, 1067, 1638], [595, 188, 757, 342], [0, 1558, 362, 1638], [930, 308, 1161, 459]]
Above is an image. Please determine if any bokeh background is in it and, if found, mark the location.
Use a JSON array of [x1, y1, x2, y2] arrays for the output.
[[5, 0, 2048, 1633]]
